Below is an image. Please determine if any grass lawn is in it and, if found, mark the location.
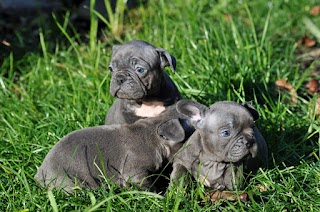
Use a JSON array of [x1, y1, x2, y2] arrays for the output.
[[1, 0, 320, 211]]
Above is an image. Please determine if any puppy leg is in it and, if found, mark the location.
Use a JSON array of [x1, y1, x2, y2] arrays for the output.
[[223, 164, 244, 191], [121, 170, 152, 189], [34, 163, 76, 193], [169, 163, 188, 187]]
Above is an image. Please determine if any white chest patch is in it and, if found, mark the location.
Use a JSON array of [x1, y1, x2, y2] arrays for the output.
[[134, 101, 166, 117]]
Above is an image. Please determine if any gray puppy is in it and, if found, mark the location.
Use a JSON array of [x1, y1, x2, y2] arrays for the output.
[[34, 105, 192, 193], [105, 40, 181, 125], [170, 100, 268, 191]]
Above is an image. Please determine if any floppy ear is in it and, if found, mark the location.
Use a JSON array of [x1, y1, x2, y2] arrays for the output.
[[155, 48, 176, 72], [176, 100, 208, 129], [242, 103, 259, 121], [157, 119, 185, 143]]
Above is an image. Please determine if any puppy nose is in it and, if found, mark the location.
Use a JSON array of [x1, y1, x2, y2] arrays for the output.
[[116, 74, 127, 85], [246, 139, 255, 148]]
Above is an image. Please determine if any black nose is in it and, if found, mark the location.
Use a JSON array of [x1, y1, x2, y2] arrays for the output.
[[116, 74, 127, 85], [245, 138, 255, 148]]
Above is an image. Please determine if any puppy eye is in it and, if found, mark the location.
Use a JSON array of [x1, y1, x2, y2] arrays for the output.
[[108, 66, 113, 72], [160, 135, 168, 140], [220, 129, 231, 137], [135, 67, 145, 73]]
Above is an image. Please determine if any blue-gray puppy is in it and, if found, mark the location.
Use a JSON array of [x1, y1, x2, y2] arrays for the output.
[[106, 40, 181, 125], [170, 100, 268, 190], [34, 105, 192, 193]]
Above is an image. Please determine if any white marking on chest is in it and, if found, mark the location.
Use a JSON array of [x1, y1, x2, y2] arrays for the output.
[[134, 101, 166, 117]]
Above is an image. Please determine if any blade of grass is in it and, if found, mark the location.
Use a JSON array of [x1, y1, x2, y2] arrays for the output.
[[48, 190, 59, 212], [89, 0, 98, 54], [52, 13, 84, 68]]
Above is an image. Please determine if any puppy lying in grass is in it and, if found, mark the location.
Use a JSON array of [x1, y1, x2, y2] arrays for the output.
[[170, 100, 268, 191], [34, 104, 193, 193]]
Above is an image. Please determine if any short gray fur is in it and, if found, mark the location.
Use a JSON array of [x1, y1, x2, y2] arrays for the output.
[[105, 40, 181, 125], [170, 100, 268, 191], [34, 105, 193, 193]]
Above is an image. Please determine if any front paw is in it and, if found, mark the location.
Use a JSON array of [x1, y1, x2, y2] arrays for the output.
[[198, 175, 211, 187]]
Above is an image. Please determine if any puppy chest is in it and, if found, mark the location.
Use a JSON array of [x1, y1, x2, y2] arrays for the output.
[[134, 101, 166, 117]]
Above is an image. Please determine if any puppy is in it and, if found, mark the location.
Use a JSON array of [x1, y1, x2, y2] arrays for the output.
[[34, 105, 193, 193], [170, 100, 268, 190], [105, 40, 181, 125]]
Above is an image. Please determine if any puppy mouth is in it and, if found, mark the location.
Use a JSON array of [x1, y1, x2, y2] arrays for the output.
[[110, 72, 147, 99], [227, 139, 254, 162], [113, 88, 145, 99]]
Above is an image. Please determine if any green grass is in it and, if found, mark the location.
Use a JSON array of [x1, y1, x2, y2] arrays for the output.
[[1, 0, 320, 211]]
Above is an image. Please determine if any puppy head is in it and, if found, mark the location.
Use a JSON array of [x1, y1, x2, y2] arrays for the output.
[[176, 100, 259, 163], [158, 105, 196, 141], [108, 40, 176, 100]]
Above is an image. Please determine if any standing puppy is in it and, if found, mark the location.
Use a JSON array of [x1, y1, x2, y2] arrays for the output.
[[34, 105, 193, 193], [106, 40, 181, 125], [170, 100, 268, 190]]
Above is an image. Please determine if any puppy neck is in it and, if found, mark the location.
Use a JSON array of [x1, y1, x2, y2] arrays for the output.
[[144, 73, 181, 104]]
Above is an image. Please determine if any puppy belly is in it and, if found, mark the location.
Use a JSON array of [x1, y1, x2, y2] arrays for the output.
[[134, 101, 165, 117]]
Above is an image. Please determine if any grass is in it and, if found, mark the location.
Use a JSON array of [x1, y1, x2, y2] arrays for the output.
[[1, 0, 320, 211]]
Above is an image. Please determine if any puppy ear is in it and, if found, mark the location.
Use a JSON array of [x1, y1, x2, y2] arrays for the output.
[[176, 100, 208, 129], [242, 103, 259, 121], [158, 119, 185, 143], [155, 48, 176, 72]]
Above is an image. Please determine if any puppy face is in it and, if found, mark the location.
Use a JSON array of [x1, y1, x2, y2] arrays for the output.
[[202, 103, 258, 162], [177, 100, 259, 163], [108, 40, 176, 100]]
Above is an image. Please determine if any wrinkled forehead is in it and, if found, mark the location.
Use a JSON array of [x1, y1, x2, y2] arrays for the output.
[[112, 43, 159, 63], [206, 104, 254, 129]]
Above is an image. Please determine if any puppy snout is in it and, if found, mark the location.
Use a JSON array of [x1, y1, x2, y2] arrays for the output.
[[245, 138, 255, 148], [116, 74, 127, 85]]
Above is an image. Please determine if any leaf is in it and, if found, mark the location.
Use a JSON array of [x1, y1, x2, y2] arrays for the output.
[[306, 78, 319, 94], [297, 35, 317, 48], [275, 79, 294, 90], [275, 79, 298, 104], [2, 40, 11, 46], [205, 190, 248, 204], [310, 5, 320, 16]]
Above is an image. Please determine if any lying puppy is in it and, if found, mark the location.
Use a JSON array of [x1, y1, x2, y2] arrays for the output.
[[170, 100, 268, 190], [34, 105, 193, 193], [105, 40, 181, 125]]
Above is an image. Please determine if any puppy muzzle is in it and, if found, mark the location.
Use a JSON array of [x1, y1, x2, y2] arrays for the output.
[[110, 71, 147, 99], [227, 136, 257, 162]]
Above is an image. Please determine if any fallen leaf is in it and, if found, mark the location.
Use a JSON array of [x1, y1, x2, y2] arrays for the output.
[[306, 78, 319, 94], [275, 79, 293, 90], [297, 35, 317, 48], [310, 5, 320, 16], [2, 40, 11, 46], [205, 190, 249, 204], [275, 79, 298, 104]]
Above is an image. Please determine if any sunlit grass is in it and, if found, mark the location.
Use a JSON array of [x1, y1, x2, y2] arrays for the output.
[[0, 0, 319, 211]]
